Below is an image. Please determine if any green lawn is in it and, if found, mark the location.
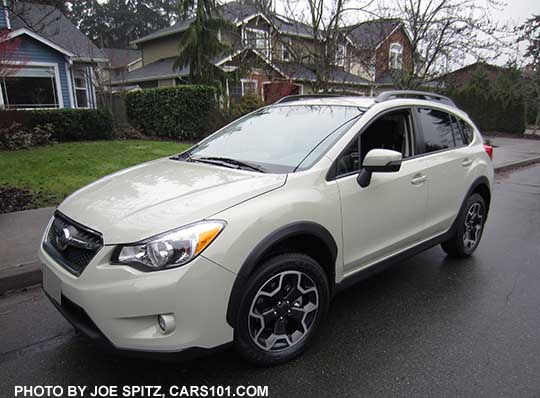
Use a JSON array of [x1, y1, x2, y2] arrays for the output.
[[0, 140, 190, 208]]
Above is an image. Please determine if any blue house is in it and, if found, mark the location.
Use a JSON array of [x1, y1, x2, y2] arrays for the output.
[[0, 1, 107, 109]]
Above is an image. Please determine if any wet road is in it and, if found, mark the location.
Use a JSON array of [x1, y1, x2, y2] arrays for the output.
[[1, 164, 540, 398]]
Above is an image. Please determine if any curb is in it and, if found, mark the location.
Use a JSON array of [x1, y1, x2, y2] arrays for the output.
[[0, 261, 41, 296], [494, 156, 540, 173]]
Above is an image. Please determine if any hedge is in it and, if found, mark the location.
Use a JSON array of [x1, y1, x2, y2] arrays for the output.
[[447, 90, 526, 134], [125, 85, 217, 140], [0, 109, 113, 141]]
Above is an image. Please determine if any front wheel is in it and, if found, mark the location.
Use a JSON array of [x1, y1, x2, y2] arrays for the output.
[[441, 193, 487, 258], [234, 253, 329, 366]]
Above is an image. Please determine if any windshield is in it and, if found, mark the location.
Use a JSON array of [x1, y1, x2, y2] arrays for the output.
[[183, 105, 363, 173]]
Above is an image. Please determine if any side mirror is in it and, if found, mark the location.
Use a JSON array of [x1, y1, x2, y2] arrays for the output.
[[357, 149, 403, 188]]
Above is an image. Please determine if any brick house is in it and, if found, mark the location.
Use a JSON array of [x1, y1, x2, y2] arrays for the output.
[[110, 1, 415, 102]]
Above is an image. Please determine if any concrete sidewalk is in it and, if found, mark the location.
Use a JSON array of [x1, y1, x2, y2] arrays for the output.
[[1, 137, 540, 295], [489, 137, 540, 170], [0, 207, 54, 295]]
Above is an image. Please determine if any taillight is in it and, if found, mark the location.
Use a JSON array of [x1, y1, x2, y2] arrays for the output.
[[483, 144, 493, 160]]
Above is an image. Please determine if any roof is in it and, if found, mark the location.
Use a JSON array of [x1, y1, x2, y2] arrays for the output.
[[111, 57, 189, 84], [273, 61, 370, 86], [102, 48, 141, 69], [342, 19, 401, 50], [132, 1, 316, 45], [10, 2, 107, 61]]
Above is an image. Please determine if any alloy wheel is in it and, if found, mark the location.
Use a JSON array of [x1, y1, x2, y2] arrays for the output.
[[463, 202, 484, 250], [248, 271, 319, 352]]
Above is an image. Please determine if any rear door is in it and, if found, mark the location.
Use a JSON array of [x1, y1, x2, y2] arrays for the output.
[[413, 107, 472, 236]]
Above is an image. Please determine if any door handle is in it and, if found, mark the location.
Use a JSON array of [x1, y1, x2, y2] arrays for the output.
[[462, 158, 473, 167], [411, 174, 427, 185]]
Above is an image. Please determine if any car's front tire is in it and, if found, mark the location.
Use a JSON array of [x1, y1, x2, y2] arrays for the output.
[[234, 253, 329, 366], [441, 193, 487, 258]]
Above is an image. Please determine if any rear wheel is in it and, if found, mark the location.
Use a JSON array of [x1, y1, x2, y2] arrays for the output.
[[234, 253, 329, 366], [441, 193, 486, 257]]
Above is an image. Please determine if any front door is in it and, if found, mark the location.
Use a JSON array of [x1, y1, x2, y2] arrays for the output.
[[334, 108, 430, 275]]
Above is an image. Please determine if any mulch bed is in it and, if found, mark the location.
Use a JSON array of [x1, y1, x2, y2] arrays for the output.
[[0, 186, 46, 214]]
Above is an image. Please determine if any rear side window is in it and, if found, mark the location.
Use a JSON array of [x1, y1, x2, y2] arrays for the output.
[[459, 119, 475, 144], [416, 108, 455, 154], [450, 115, 466, 147]]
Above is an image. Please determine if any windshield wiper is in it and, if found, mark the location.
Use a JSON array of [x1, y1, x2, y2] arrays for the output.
[[193, 156, 267, 173]]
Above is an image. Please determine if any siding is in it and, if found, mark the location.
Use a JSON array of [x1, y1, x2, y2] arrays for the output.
[[10, 35, 72, 108]]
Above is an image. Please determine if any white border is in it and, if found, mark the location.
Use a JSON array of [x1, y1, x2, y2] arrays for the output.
[[5, 28, 75, 57], [65, 63, 75, 108], [1, 61, 64, 108]]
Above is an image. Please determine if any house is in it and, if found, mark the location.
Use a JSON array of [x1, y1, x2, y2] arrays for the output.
[[110, 1, 414, 102], [0, 1, 107, 110], [435, 62, 507, 89]]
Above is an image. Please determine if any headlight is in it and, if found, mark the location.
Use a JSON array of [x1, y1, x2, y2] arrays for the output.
[[112, 221, 225, 271]]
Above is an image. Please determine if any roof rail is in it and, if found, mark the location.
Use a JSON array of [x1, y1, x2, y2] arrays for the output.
[[374, 90, 455, 107], [275, 94, 342, 104]]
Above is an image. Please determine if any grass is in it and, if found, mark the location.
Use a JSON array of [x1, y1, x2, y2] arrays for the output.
[[0, 140, 190, 208]]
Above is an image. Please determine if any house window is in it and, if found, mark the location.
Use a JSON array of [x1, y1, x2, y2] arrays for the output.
[[389, 43, 403, 69], [241, 79, 257, 96], [335, 43, 346, 67], [282, 39, 291, 61], [73, 68, 89, 108], [0, 65, 59, 109], [244, 28, 270, 58]]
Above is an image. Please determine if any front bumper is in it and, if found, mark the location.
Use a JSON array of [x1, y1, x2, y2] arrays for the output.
[[39, 244, 236, 354]]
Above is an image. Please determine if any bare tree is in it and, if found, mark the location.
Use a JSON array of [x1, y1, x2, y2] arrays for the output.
[[376, 0, 510, 88], [517, 14, 540, 133], [280, 0, 373, 92]]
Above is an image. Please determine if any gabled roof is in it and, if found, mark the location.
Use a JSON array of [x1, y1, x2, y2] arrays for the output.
[[9, 2, 107, 61], [102, 48, 141, 69], [132, 1, 317, 45], [342, 19, 402, 50]]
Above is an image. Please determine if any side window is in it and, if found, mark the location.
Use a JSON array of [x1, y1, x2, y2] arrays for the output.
[[459, 119, 475, 144], [450, 115, 465, 147], [336, 109, 412, 176], [416, 108, 455, 154]]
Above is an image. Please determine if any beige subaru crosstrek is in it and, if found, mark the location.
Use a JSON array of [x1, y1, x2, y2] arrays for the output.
[[40, 91, 494, 365]]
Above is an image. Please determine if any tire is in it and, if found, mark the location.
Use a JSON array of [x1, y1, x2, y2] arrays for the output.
[[441, 193, 487, 258], [234, 252, 330, 366]]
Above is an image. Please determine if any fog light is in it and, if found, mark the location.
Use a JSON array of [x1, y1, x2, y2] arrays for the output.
[[157, 314, 175, 334]]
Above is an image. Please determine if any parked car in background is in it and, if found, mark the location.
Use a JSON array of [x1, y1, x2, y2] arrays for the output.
[[40, 91, 494, 365]]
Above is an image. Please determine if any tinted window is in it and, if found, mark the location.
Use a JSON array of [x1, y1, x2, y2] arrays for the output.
[[450, 115, 465, 146], [416, 108, 455, 153], [336, 109, 412, 176], [459, 119, 475, 144], [186, 105, 362, 173]]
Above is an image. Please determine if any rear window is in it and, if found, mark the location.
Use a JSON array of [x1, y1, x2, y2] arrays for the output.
[[459, 119, 475, 144]]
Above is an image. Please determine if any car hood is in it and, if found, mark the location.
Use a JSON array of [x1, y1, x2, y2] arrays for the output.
[[58, 158, 286, 244]]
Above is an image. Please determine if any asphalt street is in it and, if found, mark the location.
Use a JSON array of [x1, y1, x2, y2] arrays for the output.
[[1, 163, 540, 398]]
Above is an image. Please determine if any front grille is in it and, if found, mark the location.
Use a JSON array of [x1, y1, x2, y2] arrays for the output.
[[44, 212, 103, 276]]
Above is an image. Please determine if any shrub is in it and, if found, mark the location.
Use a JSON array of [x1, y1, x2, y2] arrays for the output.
[[0, 122, 54, 150], [126, 85, 217, 140], [0, 109, 113, 142], [229, 93, 265, 119]]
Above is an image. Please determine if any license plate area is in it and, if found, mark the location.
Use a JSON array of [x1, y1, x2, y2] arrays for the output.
[[42, 264, 61, 304]]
